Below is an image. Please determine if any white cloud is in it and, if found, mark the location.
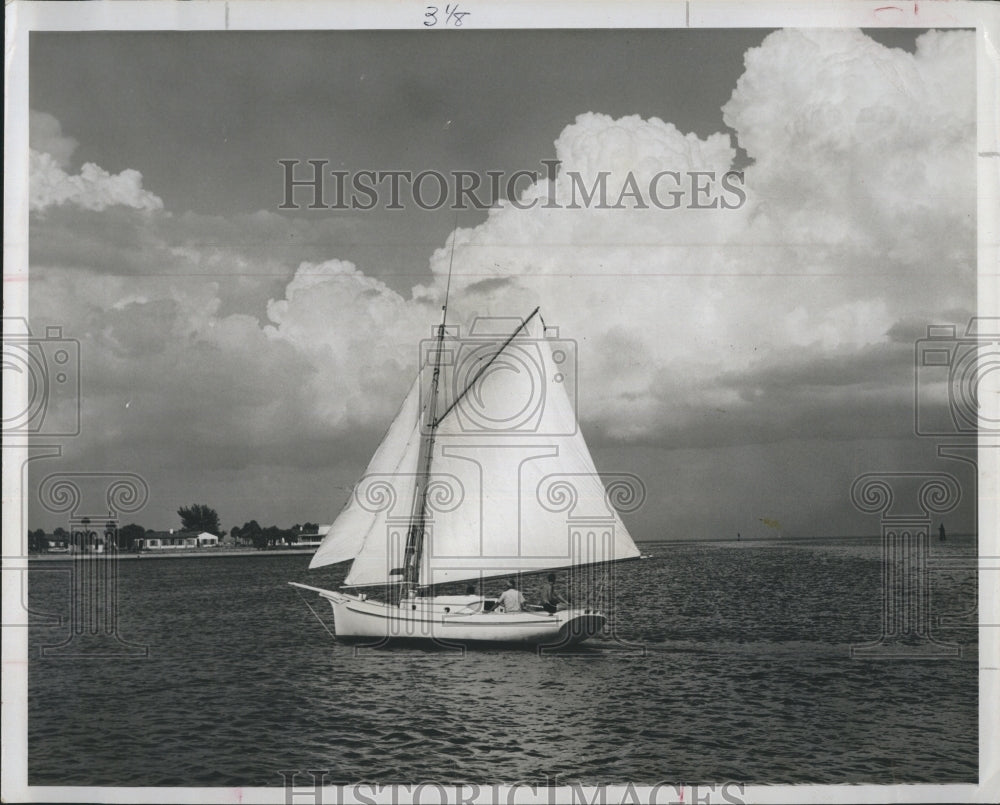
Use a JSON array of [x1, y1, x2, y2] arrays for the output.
[[29, 147, 163, 213], [29, 110, 78, 168], [722, 29, 975, 266], [399, 29, 975, 443], [264, 259, 430, 426]]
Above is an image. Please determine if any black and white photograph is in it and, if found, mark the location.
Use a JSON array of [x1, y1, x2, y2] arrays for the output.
[[3, 1, 997, 803]]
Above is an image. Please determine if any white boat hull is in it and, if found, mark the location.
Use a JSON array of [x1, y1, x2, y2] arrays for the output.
[[290, 583, 605, 647]]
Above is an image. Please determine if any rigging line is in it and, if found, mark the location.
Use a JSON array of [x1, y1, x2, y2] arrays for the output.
[[441, 218, 457, 331], [433, 306, 541, 428], [294, 586, 338, 641]]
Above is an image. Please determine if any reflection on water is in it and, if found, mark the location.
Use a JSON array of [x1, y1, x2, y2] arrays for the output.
[[28, 537, 977, 785]]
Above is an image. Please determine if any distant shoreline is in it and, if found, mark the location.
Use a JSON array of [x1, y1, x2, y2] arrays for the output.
[[635, 532, 976, 545], [27, 548, 315, 561], [26, 532, 976, 561]]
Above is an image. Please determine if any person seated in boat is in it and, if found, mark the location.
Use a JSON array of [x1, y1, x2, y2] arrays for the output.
[[494, 579, 526, 613], [461, 583, 482, 611], [542, 573, 570, 615]]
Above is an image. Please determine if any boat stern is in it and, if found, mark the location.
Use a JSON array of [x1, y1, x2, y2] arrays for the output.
[[549, 608, 606, 647]]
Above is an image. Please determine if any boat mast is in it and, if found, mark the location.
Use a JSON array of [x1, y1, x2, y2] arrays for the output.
[[400, 303, 541, 591], [400, 238, 456, 591]]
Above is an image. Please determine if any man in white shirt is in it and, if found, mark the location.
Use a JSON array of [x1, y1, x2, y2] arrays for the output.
[[494, 579, 526, 613]]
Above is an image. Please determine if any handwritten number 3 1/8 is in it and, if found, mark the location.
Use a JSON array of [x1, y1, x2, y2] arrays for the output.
[[424, 5, 470, 27]]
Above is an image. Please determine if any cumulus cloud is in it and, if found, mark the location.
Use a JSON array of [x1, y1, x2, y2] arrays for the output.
[[722, 29, 974, 267], [264, 259, 431, 427], [29, 110, 78, 168], [30, 150, 164, 212], [402, 29, 975, 445], [29, 112, 164, 212]]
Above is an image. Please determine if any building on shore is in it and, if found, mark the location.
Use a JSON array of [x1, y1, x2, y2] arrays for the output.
[[289, 524, 330, 549], [135, 530, 220, 550], [29, 530, 102, 553], [46, 535, 70, 553]]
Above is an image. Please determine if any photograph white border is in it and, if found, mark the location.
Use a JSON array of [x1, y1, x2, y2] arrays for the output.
[[4, 1, 998, 803]]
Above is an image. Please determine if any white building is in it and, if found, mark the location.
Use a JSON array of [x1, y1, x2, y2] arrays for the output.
[[136, 530, 220, 550]]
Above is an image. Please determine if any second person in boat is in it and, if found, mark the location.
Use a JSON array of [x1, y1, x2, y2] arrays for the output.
[[494, 579, 527, 613], [542, 573, 570, 615]]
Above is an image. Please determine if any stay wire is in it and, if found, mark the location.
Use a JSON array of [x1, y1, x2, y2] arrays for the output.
[[294, 586, 338, 641]]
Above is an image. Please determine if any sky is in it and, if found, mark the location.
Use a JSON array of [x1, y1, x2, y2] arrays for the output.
[[25, 27, 977, 540]]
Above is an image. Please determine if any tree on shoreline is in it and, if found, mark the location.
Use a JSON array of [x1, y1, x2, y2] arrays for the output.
[[233, 519, 264, 549], [27, 529, 49, 553], [229, 520, 315, 549], [177, 504, 223, 536], [118, 523, 146, 551]]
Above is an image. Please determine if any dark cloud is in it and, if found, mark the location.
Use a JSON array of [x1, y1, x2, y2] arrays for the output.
[[465, 277, 515, 295], [30, 206, 168, 275]]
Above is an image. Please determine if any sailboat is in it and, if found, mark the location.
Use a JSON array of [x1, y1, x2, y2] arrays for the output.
[[290, 302, 641, 647]]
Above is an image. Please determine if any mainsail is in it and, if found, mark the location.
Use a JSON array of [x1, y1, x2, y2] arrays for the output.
[[309, 310, 640, 587]]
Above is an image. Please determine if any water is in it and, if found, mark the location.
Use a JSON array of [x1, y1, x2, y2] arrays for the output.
[[28, 537, 978, 786]]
